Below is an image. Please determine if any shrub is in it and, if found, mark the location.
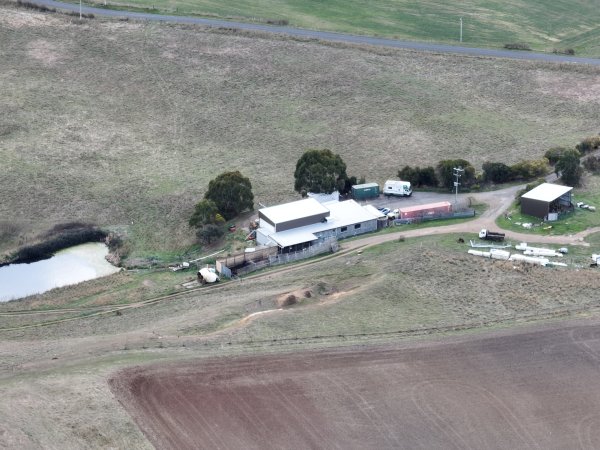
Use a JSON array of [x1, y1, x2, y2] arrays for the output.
[[437, 159, 476, 190], [196, 224, 224, 244], [544, 147, 574, 165], [583, 156, 600, 173], [576, 136, 600, 155], [482, 162, 514, 183], [16, 0, 56, 13], [510, 159, 549, 180], [9, 226, 107, 264], [552, 48, 575, 55], [398, 166, 438, 188], [504, 43, 532, 51]]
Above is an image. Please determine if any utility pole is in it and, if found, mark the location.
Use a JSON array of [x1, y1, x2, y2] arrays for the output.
[[460, 17, 463, 43], [79, 0, 82, 19], [453, 167, 464, 207]]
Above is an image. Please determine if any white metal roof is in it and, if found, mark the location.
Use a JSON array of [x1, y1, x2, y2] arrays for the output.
[[257, 200, 379, 247], [521, 183, 573, 202], [269, 230, 318, 247], [259, 198, 329, 224], [362, 204, 386, 218]]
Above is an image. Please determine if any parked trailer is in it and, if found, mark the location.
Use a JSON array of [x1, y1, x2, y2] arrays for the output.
[[383, 180, 412, 197], [351, 183, 380, 200], [479, 229, 505, 242]]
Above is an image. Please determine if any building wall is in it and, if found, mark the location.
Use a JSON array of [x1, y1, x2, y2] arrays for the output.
[[315, 219, 378, 241], [521, 198, 548, 219], [259, 211, 329, 233]]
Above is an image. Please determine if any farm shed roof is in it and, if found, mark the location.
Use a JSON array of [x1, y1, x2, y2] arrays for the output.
[[259, 198, 329, 225], [399, 201, 452, 213], [521, 183, 573, 202]]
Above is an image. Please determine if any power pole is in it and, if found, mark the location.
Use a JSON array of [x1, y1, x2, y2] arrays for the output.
[[460, 17, 463, 43], [453, 167, 464, 207]]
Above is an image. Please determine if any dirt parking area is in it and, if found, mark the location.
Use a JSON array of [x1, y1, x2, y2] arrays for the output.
[[111, 321, 600, 450]]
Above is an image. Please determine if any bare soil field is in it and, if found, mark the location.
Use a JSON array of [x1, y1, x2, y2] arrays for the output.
[[1, 3, 599, 257], [111, 321, 600, 450]]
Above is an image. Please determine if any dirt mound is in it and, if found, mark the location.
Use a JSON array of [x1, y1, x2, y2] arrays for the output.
[[275, 288, 313, 307]]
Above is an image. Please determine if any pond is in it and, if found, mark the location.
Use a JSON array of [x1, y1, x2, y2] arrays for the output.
[[0, 243, 120, 302]]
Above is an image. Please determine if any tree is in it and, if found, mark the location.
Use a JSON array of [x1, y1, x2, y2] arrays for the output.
[[436, 159, 476, 190], [189, 199, 220, 228], [510, 159, 549, 180], [204, 171, 254, 220], [294, 149, 348, 195], [555, 151, 583, 186], [397, 166, 438, 188], [482, 162, 513, 184]]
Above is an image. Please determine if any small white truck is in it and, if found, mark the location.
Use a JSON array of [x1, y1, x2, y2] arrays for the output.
[[383, 180, 412, 197]]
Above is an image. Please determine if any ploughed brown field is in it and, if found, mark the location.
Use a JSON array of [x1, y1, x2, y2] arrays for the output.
[[111, 322, 600, 449]]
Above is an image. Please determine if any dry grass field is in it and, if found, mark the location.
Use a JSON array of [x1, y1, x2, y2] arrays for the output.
[[1, 3, 599, 258]]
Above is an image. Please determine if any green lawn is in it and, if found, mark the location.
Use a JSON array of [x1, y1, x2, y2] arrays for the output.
[[85, 0, 600, 57]]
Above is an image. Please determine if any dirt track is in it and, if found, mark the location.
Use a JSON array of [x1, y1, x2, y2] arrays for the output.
[[111, 320, 600, 450]]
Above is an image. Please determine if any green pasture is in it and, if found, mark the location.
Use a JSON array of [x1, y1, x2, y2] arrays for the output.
[[86, 0, 600, 57]]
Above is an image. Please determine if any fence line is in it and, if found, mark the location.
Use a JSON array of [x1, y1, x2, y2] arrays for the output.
[[220, 238, 338, 277]]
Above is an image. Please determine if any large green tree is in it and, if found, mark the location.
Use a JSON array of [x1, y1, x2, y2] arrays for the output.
[[204, 171, 254, 220], [555, 151, 583, 186], [294, 149, 348, 195]]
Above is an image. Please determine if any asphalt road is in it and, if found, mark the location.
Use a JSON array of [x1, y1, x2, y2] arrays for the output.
[[31, 0, 600, 66]]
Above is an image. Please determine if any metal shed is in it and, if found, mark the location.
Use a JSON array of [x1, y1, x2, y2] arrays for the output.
[[521, 183, 573, 219]]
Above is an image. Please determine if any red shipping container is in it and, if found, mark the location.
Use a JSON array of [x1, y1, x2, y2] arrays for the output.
[[399, 201, 452, 219]]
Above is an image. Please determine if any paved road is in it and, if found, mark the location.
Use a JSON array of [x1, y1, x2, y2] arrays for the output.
[[32, 0, 600, 66]]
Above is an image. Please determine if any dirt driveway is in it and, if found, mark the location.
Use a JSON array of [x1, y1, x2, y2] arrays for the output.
[[362, 183, 599, 248]]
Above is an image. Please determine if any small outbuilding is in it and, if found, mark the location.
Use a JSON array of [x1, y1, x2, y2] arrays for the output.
[[520, 183, 573, 219]]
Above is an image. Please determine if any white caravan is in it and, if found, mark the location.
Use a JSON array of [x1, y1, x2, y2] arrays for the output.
[[383, 180, 412, 197]]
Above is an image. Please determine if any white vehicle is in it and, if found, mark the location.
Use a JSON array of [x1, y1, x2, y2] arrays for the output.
[[387, 208, 400, 219], [383, 180, 412, 197], [198, 267, 220, 284]]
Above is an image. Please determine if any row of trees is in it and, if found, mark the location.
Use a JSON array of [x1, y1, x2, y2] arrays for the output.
[[396, 158, 549, 190]]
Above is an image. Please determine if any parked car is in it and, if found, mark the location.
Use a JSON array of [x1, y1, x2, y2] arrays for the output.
[[380, 207, 391, 215], [387, 208, 400, 219]]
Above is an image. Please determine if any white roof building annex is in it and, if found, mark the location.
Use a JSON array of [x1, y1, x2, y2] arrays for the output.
[[259, 198, 329, 226], [521, 183, 573, 202]]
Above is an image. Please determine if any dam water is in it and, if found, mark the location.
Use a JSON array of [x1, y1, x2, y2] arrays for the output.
[[0, 243, 120, 302]]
